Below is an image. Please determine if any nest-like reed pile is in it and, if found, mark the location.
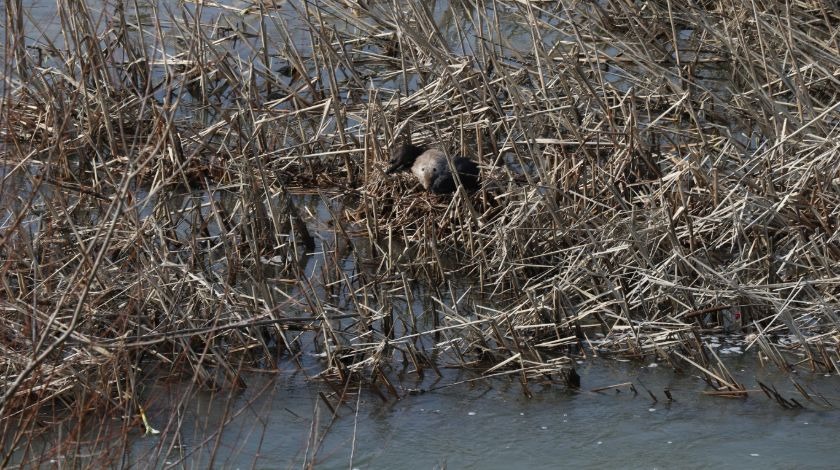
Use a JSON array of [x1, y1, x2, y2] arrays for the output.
[[1, 0, 838, 464]]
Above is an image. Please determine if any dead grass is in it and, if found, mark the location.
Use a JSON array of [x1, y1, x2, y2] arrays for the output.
[[1, 0, 838, 465]]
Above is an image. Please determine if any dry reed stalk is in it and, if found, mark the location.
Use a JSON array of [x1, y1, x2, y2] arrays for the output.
[[1, 0, 839, 465]]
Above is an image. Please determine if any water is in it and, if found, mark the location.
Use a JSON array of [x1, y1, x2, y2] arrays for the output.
[[123, 355, 839, 469]]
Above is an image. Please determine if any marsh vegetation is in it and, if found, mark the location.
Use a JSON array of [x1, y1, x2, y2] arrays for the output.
[[1, 0, 838, 466]]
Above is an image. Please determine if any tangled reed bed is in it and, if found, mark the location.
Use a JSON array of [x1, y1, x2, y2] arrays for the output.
[[1, 0, 839, 464]]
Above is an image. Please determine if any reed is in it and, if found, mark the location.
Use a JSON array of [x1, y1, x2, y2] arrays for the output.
[[1, 0, 838, 465]]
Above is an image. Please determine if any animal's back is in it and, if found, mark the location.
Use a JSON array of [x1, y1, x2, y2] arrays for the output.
[[430, 157, 479, 193]]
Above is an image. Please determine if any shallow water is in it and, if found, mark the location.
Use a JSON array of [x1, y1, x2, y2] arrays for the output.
[[120, 352, 839, 469]]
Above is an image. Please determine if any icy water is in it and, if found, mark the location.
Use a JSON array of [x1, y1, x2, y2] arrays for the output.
[[125, 353, 839, 469]]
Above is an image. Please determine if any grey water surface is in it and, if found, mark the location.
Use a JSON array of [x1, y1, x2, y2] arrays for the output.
[[124, 352, 839, 469]]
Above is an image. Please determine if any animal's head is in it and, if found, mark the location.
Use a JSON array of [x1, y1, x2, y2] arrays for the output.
[[417, 164, 440, 190], [412, 151, 450, 191]]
